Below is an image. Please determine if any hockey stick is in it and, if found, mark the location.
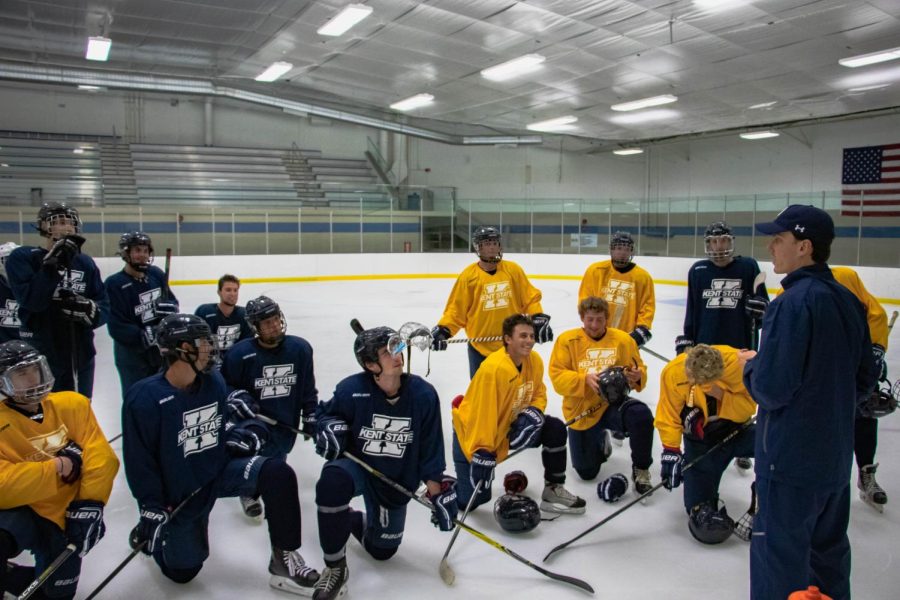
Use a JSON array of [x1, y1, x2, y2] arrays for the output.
[[161, 248, 173, 300], [733, 481, 757, 542], [543, 417, 756, 562], [889, 310, 898, 334], [83, 486, 202, 600], [439, 479, 481, 585], [639, 345, 671, 364], [447, 335, 503, 344], [17, 543, 78, 600], [750, 271, 766, 351], [341, 452, 593, 594]]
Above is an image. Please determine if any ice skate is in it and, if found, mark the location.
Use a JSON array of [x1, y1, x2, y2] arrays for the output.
[[540, 483, 586, 514], [632, 466, 653, 503], [240, 495, 264, 522], [313, 559, 349, 600], [858, 463, 887, 513], [269, 547, 320, 596]]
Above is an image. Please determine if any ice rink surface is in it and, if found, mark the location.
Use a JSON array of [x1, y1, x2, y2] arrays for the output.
[[71, 275, 899, 599]]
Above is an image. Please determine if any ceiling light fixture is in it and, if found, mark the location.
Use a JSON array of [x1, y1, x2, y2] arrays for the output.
[[481, 54, 546, 81], [839, 47, 900, 68], [255, 61, 293, 82], [611, 94, 678, 112], [613, 148, 644, 156], [847, 83, 891, 92], [77, 84, 104, 91], [317, 4, 373, 37], [608, 108, 680, 125], [526, 116, 577, 131], [72, 148, 85, 154], [739, 131, 780, 140], [85, 36, 111, 61], [389, 93, 434, 111], [748, 101, 777, 109]]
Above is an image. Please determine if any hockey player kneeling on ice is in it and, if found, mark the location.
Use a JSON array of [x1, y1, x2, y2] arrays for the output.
[[123, 314, 319, 596], [0, 340, 119, 599], [452, 314, 585, 515], [653, 344, 757, 543], [312, 325, 455, 600]]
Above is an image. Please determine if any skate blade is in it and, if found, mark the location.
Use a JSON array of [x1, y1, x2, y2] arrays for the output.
[[539, 500, 586, 515], [859, 492, 886, 513], [269, 575, 317, 597]]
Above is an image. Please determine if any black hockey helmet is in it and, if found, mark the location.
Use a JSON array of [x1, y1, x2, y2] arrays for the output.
[[354, 326, 404, 372], [704, 220, 735, 261], [118, 231, 155, 271], [156, 313, 221, 374], [36, 202, 82, 238], [246, 295, 286, 345], [858, 379, 898, 419], [0, 242, 19, 280], [493, 493, 541, 533], [0, 340, 54, 408], [609, 231, 634, 267], [598, 366, 631, 407], [688, 501, 734, 545], [472, 226, 502, 263]]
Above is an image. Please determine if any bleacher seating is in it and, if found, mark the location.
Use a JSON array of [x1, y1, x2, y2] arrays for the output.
[[0, 138, 104, 206]]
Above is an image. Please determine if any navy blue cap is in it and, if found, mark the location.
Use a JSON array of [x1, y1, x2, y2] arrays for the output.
[[755, 204, 835, 245]]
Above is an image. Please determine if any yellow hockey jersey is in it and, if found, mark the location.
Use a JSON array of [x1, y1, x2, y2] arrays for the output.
[[437, 259, 543, 356], [578, 260, 656, 332], [452, 347, 547, 462], [654, 345, 756, 449], [549, 326, 647, 431], [831, 266, 889, 349], [0, 391, 119, 529]]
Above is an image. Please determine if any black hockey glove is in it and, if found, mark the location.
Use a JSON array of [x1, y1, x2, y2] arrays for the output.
[[745, 295, 768, 321], [226, 389, 259, 421], [131, 505, 169, 555], [56, 440, 83, 484], [153, 299, 179, 320], [629, 325, 652, 348], [469, 449, 496, 490], [675, 335, 693, 355], [65, 500, 106, 557], [597, 473, 628, 503], [681, 406, 705, 440], [142, 325, 158, 349], [660, 448, 684, 490], [531, 313, 553, 344], [508, 406, 544, 452], [315, 416, 349, 461], [224, 421, 269, 457], [873, 344, 887, 381], [430, 326, 451, 351], [57, 289, 98, 327], [427, 475, 459, 532], [42, 234, 84, 272], [301, 410, 317, 440]]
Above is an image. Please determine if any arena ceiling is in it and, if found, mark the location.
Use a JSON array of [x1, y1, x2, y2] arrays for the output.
[[1, 0, 899, 150]]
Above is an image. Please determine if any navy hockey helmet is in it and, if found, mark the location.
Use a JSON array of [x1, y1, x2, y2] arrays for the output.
[[118, 231, 155, 271], [688, 501, 734, 545], [704, 220, 735, 261], [598, 366, 631, 407], [156, 313, 221, 374], [0, 340, 54, 408], [858, 379, 898, 419], [0, 241, 20, 280], [609, 231, 634, 267], [493, 493, 541, 533], [246, 295, 286, 345], [354, 326, 404, 372], [36, 202, 82, 239], [472, 226, 502, 264]]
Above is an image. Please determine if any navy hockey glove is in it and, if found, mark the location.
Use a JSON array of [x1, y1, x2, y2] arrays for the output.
[[316, 416, 349, 461], [430, 326, 451, 351], [531, 313, 553, 344], [56, 440, 83, 484], [65, 500, 105, 557], [153, 299, 179, 320], [660, 448, 684, 490], [508, 407, 544, 452], [675, 335, 693, 355], [873, 344, 887, 381], [681, 406, 705, 440], [629, 325, 652, 348], [745, 295, 768, 321], [428, 475, 459, 532], [226, 389, 259, 421], [597, 473, 629, 503], [56, 289, 98, 327], [131, 506, 169, 555], [301, 410, 317, 440], [469, 449, 496, 490], [42, 234, 84, 272], [225, 421, 269, 457]]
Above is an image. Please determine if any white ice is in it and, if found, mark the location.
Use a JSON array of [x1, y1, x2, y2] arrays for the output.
[[69, 276, 899, 599]]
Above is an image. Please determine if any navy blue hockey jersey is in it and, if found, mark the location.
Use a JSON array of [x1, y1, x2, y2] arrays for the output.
[[683, 256, 768, 349], [0, 278, 20, 342], [317, 372, 445, 508], [194, 303, 253, 351], [221, 335, 318, 456], [105, 266, 178, 347]]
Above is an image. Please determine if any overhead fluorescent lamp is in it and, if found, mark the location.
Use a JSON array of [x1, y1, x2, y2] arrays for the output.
[[526, 116, 577, 131], [317, 4, 373, 36], [611, 94, 678, 112], [613, 148, 644, 156], [77, 84, 105, 91], [839, 47, 900, 68], [847, 83, 890, 92], [481, 54, 546, 82], [72, 148, 85, 154], [748, 101, 777, 109], [85, 36, 111, 61], [389, 93, 434, 111], [608, 108, 679, 125], [739, 131, 780, 140], [255, 61, 293, 82]]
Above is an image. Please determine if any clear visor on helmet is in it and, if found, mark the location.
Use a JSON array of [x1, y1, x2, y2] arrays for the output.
[[386, 334, 407, 357], [398, 322, 432, 352], [1, 355, 54, 407], [704, 234, 735, 260]]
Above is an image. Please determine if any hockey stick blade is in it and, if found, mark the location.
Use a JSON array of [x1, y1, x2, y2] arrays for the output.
[[350, 318, 365, 334], [439, 479, 482, 586]]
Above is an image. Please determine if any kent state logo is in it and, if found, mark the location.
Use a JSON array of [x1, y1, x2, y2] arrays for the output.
[[255, 364, 298, 399], [178, 402, 222, 456], [0, 299, 19, 327], [24, 425, 69, 462], [55, 270, 87, 294], [134, 288, 163, 322], [702, 279, 743, 309], [603, 279, 634, 306], [217, 324, 242, 349], [578, 348, 617, 373], [480, 281, 511, 311], [360, 414, 413, 458], [510, 381, 535, 421]]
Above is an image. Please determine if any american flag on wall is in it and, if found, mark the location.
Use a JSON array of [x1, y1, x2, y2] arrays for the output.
[[841, 143, 900, 217]]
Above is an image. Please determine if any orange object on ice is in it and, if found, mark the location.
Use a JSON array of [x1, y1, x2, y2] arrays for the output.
[[788, 586, 832, 600]]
